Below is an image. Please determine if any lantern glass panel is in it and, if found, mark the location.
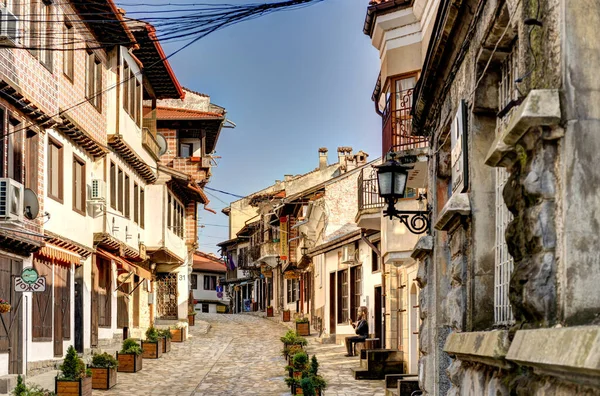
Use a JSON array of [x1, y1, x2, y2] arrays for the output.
[[394, 170, 408, 197], [377, 170, 393, 197]]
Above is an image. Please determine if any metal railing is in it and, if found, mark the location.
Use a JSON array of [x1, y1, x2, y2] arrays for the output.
[[358, 171, 385, 212], [382, 88, 429, 155]]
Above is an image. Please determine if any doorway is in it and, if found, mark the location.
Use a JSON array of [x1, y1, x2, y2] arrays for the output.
[[74, 265, 83, 353], [0, 256, 22, 373], [409, 284, 419, 373], [329, 272, 336, 336], [374, 286, 382, 346]]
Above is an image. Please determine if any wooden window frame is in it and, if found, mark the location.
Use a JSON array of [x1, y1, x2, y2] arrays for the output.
[[123, 62, 130, 113], [110, 161, 116, 210], [140, 188, 145, 229], [133, 182, 139, 224], [25, 130, 39, 191], [124, 174, 130, 219], [86, 50, 102, 112], [371, 241, 381, 273], [97, 258, 112, 328], [47, 136, 64, 203], [117, 167, 124, 213], [72, 154, 86, 216], [63, 21, 74, 82]]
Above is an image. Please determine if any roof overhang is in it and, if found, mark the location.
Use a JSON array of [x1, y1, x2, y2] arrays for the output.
[[71, 0, 137, 49], [44, 230, 94, 259], [108, 135, 157, 183], [57, 113, 109, 159], [146, 246, 184, 265], [363, 0, 413, 37], [97, 248, 152, 280]]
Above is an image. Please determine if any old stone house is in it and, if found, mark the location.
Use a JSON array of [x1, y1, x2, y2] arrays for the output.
[[411, 0, 600, 394]]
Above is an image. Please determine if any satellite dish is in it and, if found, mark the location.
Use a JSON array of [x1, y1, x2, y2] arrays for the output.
[[156, 133, 167, 157], [23, 189, 40, 220]]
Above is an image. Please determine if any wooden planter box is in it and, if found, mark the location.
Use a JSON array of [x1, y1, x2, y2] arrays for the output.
[[162, 336, 171, 353], [142, 339, 163, 359], [89, 367, 117, 390], [55, 376, 92, 396], [296, 321, 310, 336], [267, 307, 274, 317], [188, 314, 196, 326], [170, 327, 186, 342], [116, 352, 143, 373], [282, 310, 291, 322]]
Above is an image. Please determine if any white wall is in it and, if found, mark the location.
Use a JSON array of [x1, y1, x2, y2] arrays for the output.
[[191, 271, 227, 303]]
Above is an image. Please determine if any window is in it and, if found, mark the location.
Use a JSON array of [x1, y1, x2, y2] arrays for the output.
[[493, 41, 519, 326], [97, 257, 112, 328], [179, 142, 193, 158], [72, 155, 86, 215], [351, 265, 362, 321], [122, 60, 141, 125], [133, 183, 139, 224], [47, 137, 63, 202], [7, 117, 23, 184], [86, 51, 102, 110], [63, 22, 74, 80], [25, 130, 39, 190], [190, 274, 198, 290], [287, 279, 299, 304], [117, 167, 123, 213], [110, 162, 116, 209], [124, 174, 130, 218], [140, 188, 145, 228], [40, 2, 53, 69], [337, 270, 349, 323], [372, 241, 380, 272], [135, 80, 141, 125], [123, 63, 129, 112], [203, 275, 216, 291], [168, 192, 185, 237]]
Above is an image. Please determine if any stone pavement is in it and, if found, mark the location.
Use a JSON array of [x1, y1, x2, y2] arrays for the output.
[[23, 313, 385, 395]]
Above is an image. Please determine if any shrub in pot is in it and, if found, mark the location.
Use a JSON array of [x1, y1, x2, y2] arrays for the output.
[[158, 328, 172, 353], [267, 305, 274, 317], [295, 317, 310, 336], [13, 375, 53, 396], [55, 346, 92, 396], [282, 309, 291, 322], [88, 352, 118, 390], [117, 338, 143, 373], [170, 323, 186, 342], [142, 326, 163, 359]]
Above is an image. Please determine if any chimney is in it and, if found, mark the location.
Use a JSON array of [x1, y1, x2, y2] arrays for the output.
[[355, 150, 369, 167], [337, 147, 346, 164], [318, 147, 328, 170], [284, 175, 293, 181]]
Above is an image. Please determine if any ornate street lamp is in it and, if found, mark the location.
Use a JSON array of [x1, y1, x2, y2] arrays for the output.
[[375, 153, 430, 234], [301, 246, 309, 257]]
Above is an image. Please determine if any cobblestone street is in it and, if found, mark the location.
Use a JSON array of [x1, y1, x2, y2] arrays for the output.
[[27, 313, 384, 395]]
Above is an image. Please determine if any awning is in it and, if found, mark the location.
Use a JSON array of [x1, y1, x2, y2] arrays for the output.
[[97, 248, 152, 280], [38, 245, 81, 267]]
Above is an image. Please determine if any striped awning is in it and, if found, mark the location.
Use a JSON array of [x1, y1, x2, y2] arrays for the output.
[[38, 245, 82, 266], [96, 249, 152, 280]]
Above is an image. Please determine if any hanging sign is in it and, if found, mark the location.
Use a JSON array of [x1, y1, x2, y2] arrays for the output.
[[14, 267, 46, 292], [451, 100, 469, 194], [283, 271, 300, 280], [280, 216, 288, 260]]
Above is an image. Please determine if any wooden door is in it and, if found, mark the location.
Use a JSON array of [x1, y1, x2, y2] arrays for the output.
[[54, 265, 70, 357], [329, 272, 336, 335], [90, 255, 98, 348], [0, 256, 22, 374], [132, 276, 140, 328], [117, 282, 129, 328], [375, 286, 382, 345], [74, 265, 83, 353]]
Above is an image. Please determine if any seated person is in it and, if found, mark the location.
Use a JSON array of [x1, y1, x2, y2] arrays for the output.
[[345, 306, 369, 357]]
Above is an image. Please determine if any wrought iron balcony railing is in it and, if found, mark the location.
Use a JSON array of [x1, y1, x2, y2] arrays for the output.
[[358, 170, 385, 212], [382, 88, 429, 155]]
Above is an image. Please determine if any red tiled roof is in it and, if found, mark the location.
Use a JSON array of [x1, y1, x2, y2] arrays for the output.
[[143, 106, 224, 120], [193, 251, 227, 273]]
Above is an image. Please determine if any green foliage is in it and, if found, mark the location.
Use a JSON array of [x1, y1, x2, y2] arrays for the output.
[[11, 376, 54, 396], [90, 352, 118, 368], [287, 344, 303, 357], [158, 328, 172, 339], [300, 377, 316, 396], [292, 351, 308, 370], [59, 346, 88, 380], [308, 355, 319, 377], [284, 377, 299, 388], [145, 326, 160, 342], [12, 375, 26, 396], [295, 317, 309, 323], [295, 336, 308, 346], [121, 338, 142, 355], [312, 375, 328, 391]]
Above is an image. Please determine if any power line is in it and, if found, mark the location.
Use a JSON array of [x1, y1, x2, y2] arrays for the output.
[[204, 186, 245, 198]]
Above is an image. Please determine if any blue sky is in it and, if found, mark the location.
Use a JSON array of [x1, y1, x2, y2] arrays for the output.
[[124, 0, 381, 254]]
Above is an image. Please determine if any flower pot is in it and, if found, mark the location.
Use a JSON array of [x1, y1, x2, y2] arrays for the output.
[[170, 327, 186, 342], [162, 336, 171, 353], [188, 314, 196, 326], [267, 307, 274, 317], [117, 352, 143, 373], [89, 366, 117, 390], [282, 311, 291, 322], [296, 321, 310, 336], [55, 376, 92, 396], [293, 370, 302, 380], [142, 339, 163, 359], [0, 304, 10, 313]]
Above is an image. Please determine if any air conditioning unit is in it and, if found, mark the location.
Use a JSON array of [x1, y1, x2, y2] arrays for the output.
[[341, 244, 356, 264], [90, 179, 106, 201], [0, 8, 19, 48], [0, 178, 24, 222]]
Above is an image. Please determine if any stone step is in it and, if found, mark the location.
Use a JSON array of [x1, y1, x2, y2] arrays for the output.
[[398, 377, 420, 395], [385, 374, 418, 389], [352, 359, 405, 380]]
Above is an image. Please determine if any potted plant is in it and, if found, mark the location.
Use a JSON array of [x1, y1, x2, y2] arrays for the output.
[[306, 356, 327, 396], [0, 299, 11, 313], [55, 346, 92, 396], [284, 351, 308, 395], [170, 323, 186, 342], [282, 309, 291, 322], [158, 328, 172, 353], [13, 375, 53, 395], [284, 344, 303, 365], [88, 352, 118, 390], [295, 317, 310, 336], [117, 338, 143, 373], [188, 307, 197, 326], [267, 305, 274, 317], [142, 327, 163, 359]]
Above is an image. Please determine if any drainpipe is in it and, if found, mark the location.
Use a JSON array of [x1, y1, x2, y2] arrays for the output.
[[361, 229, 385, 349]]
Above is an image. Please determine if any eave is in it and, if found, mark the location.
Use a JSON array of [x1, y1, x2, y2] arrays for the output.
[[45, 230, 94, 259], [0, 78, 57, 128], [57, 113, 109, 159], [108, 135, 157, 183], [363, 0, 413, 37], [0, 227, 44, 257], [70, 0, 136, 49]]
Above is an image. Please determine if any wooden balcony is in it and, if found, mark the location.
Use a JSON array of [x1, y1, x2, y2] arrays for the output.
[[142, 127, 160, 160]]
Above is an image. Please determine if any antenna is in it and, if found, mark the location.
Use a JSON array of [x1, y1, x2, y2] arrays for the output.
[[23, 188, 40, 220], [156, 133, 168, 157]]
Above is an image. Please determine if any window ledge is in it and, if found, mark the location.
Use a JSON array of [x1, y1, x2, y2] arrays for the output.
[[444, 330, 511, 369], [411, 236, 433, 260], [485, 89, 562, 168], [434, 193, 471, 232], [506, 326, 600, 389]]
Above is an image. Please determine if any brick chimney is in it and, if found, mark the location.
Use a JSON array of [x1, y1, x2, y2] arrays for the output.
[[319, 147, 328, 170]]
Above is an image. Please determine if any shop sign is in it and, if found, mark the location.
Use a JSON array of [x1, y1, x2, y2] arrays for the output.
[[283, 271, 300, 280], [14, 267, 46, 292]]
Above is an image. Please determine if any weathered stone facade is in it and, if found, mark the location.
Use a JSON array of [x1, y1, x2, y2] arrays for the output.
[[411, 0, 600, 394]]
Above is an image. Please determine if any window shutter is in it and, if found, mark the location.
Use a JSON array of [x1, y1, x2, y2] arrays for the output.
[[32, 258, 53, 341]]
